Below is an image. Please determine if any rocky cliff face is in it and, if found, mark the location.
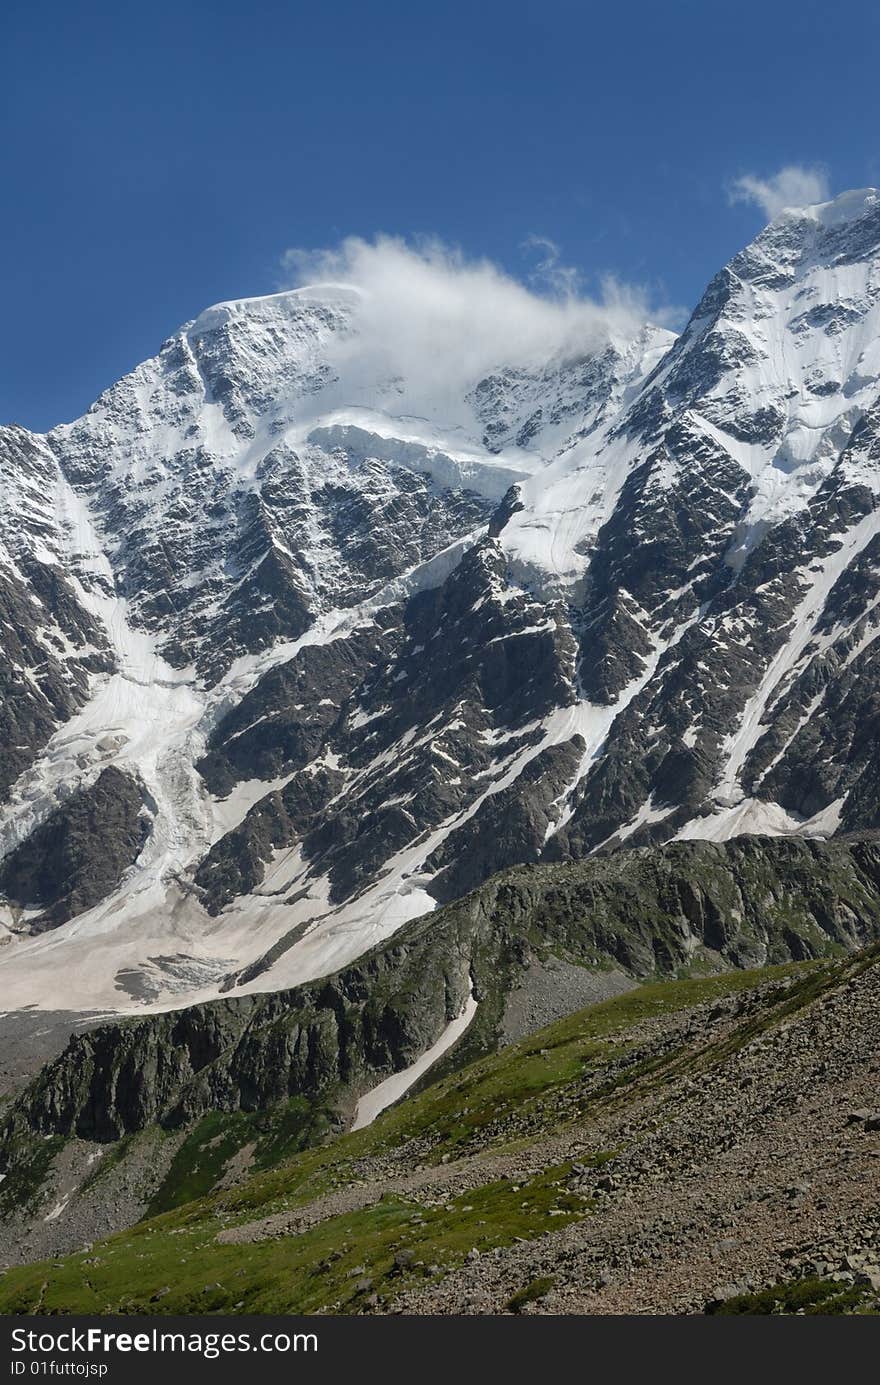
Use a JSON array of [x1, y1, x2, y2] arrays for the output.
[[0, 766, 149, 929], [4, 835, 880, 1156], [1, 191, 880, 1018], [0, 427, 114, 803]]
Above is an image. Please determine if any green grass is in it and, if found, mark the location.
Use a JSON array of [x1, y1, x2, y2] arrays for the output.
[[708, 1278, 878, 1315], [331, 958, 820, 1166], [0, 957, 827, 1316], [146, 1098, 337, 1217], [78, 1135, 136, 1195], [672, 946, 878, 1084], [505, 1276, 556, 1313], [0, 1163, 589, 1315], [134, 959, 822, 1230], [0, 1134, 64, 1218]]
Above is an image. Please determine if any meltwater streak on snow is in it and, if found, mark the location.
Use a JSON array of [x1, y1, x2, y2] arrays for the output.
[[351, 984, 477, 1130]]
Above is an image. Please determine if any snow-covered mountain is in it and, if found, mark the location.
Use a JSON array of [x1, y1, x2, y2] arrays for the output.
[[2, 188, 879, 1016]]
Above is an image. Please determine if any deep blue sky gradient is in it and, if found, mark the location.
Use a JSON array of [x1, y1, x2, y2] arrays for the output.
[[3, 0, 879, 430]]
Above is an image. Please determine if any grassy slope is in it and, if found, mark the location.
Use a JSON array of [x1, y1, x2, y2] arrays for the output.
[[0, 960, 828, 1316], [709, 1278, 879, 1315]]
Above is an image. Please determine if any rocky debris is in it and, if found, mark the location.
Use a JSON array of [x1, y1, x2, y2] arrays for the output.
[[384, 947, 880, 1314], [5, 944, 880, 1309], [0, 1125, 185, 1269], [193, 945, 880, 1316], [780, 1219, 880, 1291], [847, 1109, 880, 1131], [499, 956, 636, 1046], [0, 1011, 103, 1104]]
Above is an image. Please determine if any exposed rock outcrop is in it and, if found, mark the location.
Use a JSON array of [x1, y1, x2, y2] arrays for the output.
[[5, 835, 880, 1153], [0, 767, 150, 930]]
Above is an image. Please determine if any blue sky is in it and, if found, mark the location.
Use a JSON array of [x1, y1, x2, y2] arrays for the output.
[[3, 0, 879, 431]]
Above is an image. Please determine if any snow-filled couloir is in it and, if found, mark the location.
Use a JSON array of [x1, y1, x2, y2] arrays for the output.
[[2, 189, 880, 1015]]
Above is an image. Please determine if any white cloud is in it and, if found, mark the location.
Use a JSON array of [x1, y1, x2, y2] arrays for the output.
[[728, 164, 830, 221], [521, 234, 584, 298], [279, 235, 673, 409]]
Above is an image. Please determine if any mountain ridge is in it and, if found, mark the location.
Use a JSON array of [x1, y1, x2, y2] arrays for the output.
[[1, 189, 879, 1019]]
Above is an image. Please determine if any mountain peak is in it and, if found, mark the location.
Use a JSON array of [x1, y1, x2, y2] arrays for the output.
[[3, 198, 880, 1022], [187, 283, 361, 337], [777, 185, 879, 230]]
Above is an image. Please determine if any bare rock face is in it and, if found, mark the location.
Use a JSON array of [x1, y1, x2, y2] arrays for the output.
[[0, 427, 114, 801], [0, 767, 149, 930]]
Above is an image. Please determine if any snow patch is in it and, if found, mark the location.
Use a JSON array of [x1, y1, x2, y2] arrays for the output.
[[351, 982, 477, 1130], [677, 795, 846, 842]]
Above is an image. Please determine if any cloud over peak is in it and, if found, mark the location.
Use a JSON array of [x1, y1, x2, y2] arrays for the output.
[[279, 235, 675, 408], [729, 164, 830, 221]]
